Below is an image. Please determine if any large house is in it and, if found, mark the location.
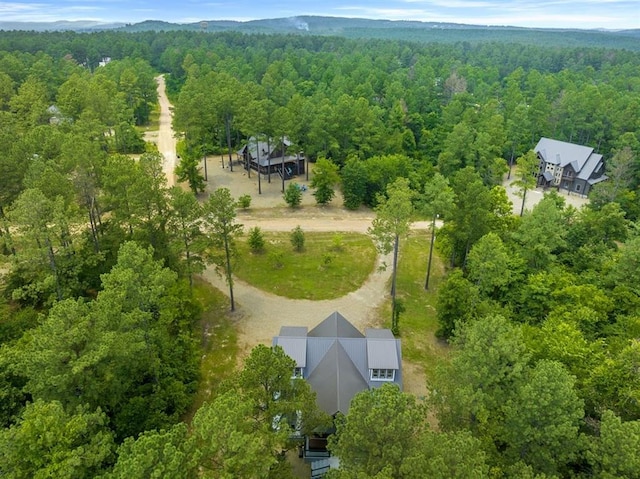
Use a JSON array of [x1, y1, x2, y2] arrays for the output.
[[535, 137, 607, 196], [238, 136, 305, 179], [272, 312, 402, 471]]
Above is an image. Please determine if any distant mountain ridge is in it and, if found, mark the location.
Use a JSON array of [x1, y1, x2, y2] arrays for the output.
[[0, 20, 126, 31], [1, 16, 638, 49]]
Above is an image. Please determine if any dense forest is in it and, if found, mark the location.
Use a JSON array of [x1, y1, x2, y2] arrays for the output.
[[0, 27, 640, 478]]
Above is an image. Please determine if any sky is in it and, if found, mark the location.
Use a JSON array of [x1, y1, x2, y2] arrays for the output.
[[1, 0, 639, 30]]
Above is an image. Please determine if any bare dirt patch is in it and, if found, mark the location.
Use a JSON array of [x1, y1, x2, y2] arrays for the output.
[[502, 174, 589, 214]]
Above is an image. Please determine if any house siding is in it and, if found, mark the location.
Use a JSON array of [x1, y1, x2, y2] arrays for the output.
[[534, 137, 606, 195]]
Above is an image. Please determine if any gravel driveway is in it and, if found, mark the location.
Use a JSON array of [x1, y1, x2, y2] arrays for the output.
[[152, 75, 431, 397]]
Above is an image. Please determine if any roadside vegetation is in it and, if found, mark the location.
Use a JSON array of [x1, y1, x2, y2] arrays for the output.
[[379, 234, 449, 379]]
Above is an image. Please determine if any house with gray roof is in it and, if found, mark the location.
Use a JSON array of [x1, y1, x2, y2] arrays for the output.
[[273, 312, 402, 466], [238, 136, 305, 179], [535, 137, 607, 196]]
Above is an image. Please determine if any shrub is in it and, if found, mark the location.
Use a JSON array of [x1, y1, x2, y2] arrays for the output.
[[269, 251, 285, 269], [284, 182, 302, 208], [321, 253, 334, 269], [331, 234, 344, 252], [237, 194, 252, 209], [247, 226, 265, 253], [290, 226, 305, 252]]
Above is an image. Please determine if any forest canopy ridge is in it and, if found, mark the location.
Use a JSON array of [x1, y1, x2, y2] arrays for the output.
[[0, 16, 638, 51]]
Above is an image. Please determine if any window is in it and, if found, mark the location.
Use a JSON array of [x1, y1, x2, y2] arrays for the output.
[[370, 369, 395, 381], [576, 184, 581, 192], [292, 367, 304, 379]]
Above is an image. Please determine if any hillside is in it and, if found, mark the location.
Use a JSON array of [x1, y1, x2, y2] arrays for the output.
[[0, 16, 638, 50]]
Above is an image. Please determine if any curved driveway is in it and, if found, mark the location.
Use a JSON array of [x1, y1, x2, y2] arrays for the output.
[[156, 76, 430, 395]]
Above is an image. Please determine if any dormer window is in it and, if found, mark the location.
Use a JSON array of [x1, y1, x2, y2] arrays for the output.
[[370, 369, 395, 381], [292, 367, 304, 379]]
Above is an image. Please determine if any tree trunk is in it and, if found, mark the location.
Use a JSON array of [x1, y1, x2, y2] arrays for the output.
[[256, 137, 261, 194], [425, 214, 437, 290], [520, 188, 527, 217], [184, 230, 193, 289], [45, 236, 62, 301], [267, 138, 271, 183], [88, 200, 99, 252], [390, 234, 399, 322], [507, 145, 515, 180], [226, 114, 233, 172], [203, 153, 208, 181], [281, 135, 286, 193], [0, 206, 16, 256], [223, 233, 235, 311]]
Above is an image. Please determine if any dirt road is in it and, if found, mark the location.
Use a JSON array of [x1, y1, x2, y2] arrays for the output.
[[152, 82, 432, 396], [154, 75, 178, 187]]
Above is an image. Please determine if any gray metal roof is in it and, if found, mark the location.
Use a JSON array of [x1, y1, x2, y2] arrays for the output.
[[577, 151, 603, 181], [535, 138, 594, 170], [274, 337, 307, 367], [306, 341, 369, 415], [279, 326, 308, 337], [588, 175, 609, 185], [535, 137, 606, 185], [272, 312, 402, 415], [366, 339, 400, 369], [308, 312, 365, 338], [305, 338, 335, 377], [365, 328, 394, 339]]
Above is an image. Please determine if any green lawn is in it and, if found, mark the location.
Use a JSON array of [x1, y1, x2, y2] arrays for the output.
[[378, 233, 450, 382], [185, 230, 448, 421], [233, 232, 377, 300], [185, 279, 238, 421], [136, 105, 160, 134]]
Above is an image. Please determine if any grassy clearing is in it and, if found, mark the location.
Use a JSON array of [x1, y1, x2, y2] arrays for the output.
[[185, 278, 238, 422], [378, 232, 450, 383], [136, 105, 160, 134], [233, 232, 377, 300]]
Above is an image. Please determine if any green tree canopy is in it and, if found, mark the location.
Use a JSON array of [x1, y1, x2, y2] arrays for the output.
[[0, 400, 114, 479], [328, 384, 426, 478], [310, 158, 340, 205]]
